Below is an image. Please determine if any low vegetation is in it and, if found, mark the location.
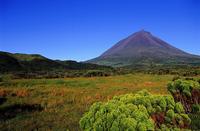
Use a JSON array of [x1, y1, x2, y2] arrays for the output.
[[80, 90, 190, 130], [0, 74, 200, 130], [168, 78, 200, 113], [80, 77, 200, 130], [0, 74, 172, 130], [167, 78, 200, 130]]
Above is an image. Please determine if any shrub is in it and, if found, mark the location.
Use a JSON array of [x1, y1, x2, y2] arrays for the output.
[[166, 109, 175, 119], [167, 79, 200, 113], [192, 104, 200, 113], [83, 70, 110, 77], [80, 90, 190, 130], [167, 79, 200, 95], [189, 113, 200, 130], [198, 79, 200, 84], [175, 102, 185, 113], [180, 114, 191, 125], [172, 76, 181, 81]]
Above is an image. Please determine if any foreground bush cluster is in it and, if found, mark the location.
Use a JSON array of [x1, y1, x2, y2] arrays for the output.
[[80, 90, 191, 130], [168, 79, 200, 112], [168, 78, 200, 129]]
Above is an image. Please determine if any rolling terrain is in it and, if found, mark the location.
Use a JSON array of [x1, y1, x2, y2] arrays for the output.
[[0, 51, 112, 72], [0, 51, 114, 78]]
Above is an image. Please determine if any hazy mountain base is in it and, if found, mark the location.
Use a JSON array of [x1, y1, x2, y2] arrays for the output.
[[2, 64, 200, 79], [89, 56, 200, 67]]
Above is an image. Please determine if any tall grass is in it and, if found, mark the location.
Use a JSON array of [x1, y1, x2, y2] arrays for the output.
[[0, 74, 173, 130]]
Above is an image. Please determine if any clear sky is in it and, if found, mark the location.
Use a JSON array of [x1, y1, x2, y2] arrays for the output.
[[0, 0, 199, 61]]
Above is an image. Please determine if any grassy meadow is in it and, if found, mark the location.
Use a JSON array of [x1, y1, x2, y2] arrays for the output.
[[0, 74, 174, 130]]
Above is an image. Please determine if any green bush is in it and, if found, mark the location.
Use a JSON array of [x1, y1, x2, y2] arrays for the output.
[[80, 90, 190, 130], [166, 109, 175, 119], [198, 79, 200, 84], [189, 113, 200, 130], [167, 79, 200, 96], [167, 79, 200, 130], [83, 70, 110, 77], [175, 102, 185, 113], [192, 104, 200, 113]]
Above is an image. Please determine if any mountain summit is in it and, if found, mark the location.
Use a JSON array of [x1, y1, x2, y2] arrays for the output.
[[88, 30, 200, 67]]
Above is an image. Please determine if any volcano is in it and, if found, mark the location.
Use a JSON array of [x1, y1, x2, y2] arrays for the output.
[[88, 30, 200, 67]]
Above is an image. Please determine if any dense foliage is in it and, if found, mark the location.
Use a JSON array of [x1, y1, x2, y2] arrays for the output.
[[168, 79, 200, 97], [80, 90, 190, 130], [167, 79, 200, 113], [167, 78, 200, 130], [126, 64, 200, 76]]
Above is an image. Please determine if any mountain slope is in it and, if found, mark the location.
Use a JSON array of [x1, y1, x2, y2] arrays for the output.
[[0, 51, 113, 73], [88, 30, 200, 67], [0, 51, 65, 72], [11, 53, 47, 61], [57, 60, 112, 70], [0, 52, 22, 72]]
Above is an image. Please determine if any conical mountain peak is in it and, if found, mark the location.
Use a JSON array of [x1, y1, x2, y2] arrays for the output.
[[120, 30, 153, 46], [136, 29, 151, 34], [88, 30, 200, 67]]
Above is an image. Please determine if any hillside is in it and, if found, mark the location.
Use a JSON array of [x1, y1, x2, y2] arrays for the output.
[[88, 30, 200, 67], [0, 51, 113, 77], [0, 52, 22, 72]]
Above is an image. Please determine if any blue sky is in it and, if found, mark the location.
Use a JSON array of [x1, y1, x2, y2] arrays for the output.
[[0, 0, 199, 61]]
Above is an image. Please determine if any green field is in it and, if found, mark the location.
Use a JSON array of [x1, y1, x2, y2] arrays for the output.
[[0, 74, 174, 130]]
